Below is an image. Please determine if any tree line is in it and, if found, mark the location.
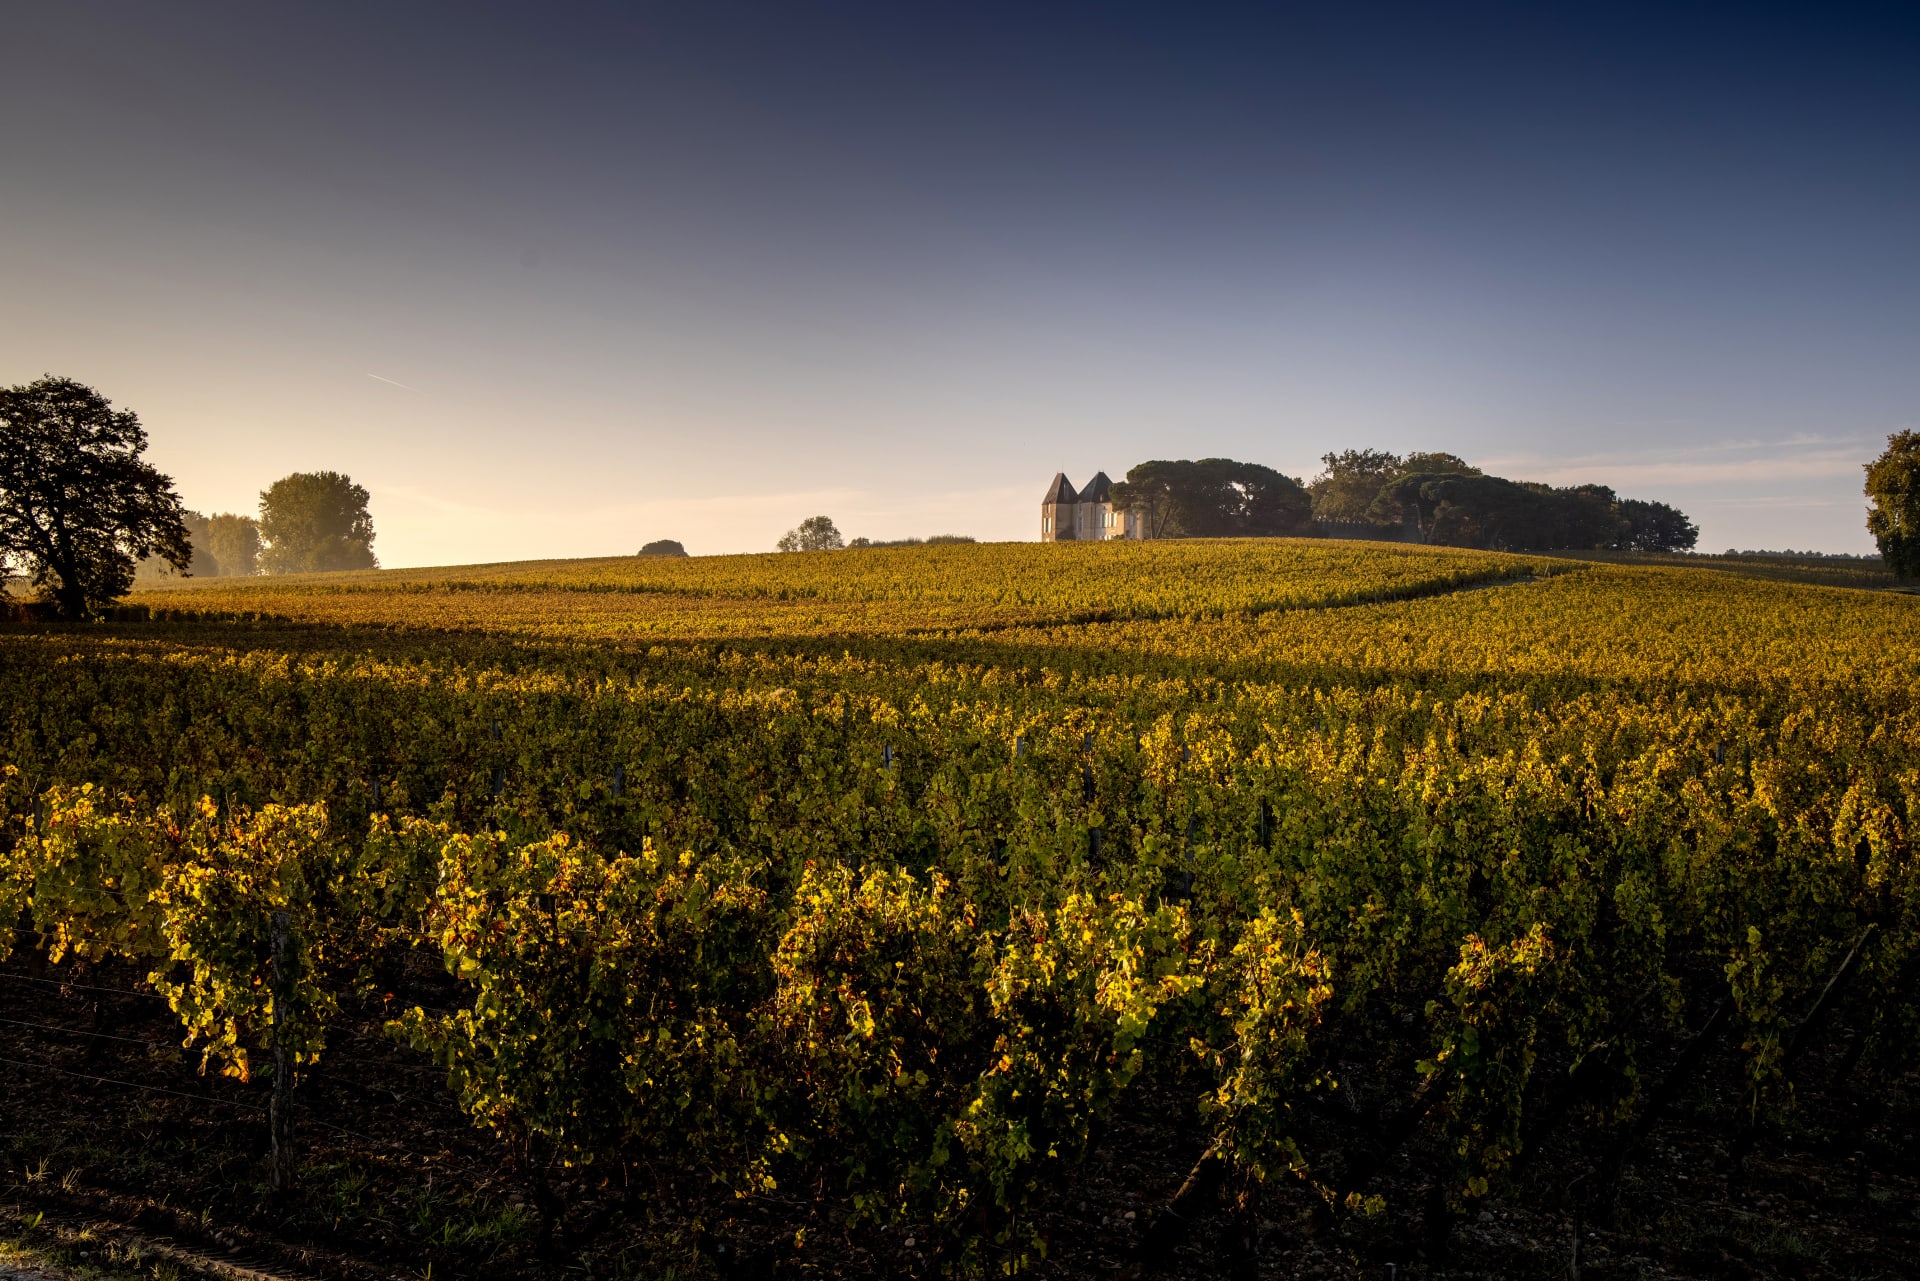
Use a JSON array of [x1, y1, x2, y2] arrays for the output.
[[7, 375, 1916, 617], [1, 376, 377, 617], [1111, 452, 1702, 553], [1103, 440, 1920, 571], [157, 469, 377, 581], [775, 514, 975, 552]]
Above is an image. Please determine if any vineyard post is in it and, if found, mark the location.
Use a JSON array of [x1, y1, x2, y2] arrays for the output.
[[270, 908, 295, 1191], [1566, 1171, 1590, 1281]]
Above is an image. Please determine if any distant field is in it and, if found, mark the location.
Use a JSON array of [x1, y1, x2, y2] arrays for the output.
[[123, 537, 1917, 693], [6, 538, 1918, 1279], [1556, 545, 1901, 590], [128, 537, 1549, 636]]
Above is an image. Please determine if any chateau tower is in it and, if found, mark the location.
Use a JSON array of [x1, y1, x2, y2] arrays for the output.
[[1040, 471, 1145, 541], [1040, 473, 1078, 541]]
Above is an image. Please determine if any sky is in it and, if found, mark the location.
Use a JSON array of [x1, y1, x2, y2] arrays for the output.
[[3, 2, 1916, 563]]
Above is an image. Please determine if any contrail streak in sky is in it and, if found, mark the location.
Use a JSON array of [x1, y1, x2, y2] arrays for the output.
[[366, 373, 417, 391]]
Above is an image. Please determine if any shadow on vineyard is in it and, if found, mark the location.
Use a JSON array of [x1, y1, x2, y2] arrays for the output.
[[3, 544, 1919, 1280], [3, 948, 1917, 1280]]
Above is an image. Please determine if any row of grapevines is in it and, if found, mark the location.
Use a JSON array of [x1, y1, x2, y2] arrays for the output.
[[3, 668, 1911, 1265]]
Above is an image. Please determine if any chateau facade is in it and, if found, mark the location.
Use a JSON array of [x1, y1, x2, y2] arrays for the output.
[[1040, 472, 1147, 541]]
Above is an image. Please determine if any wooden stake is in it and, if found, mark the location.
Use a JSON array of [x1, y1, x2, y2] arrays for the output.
[[270, 909, 295, 1191]]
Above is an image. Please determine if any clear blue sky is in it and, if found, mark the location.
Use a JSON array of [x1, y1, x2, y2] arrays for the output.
[[3, 2, 1915, 561]]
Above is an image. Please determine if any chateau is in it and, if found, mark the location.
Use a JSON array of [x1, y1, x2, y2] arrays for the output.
[[1040, 472, 1147, 541]]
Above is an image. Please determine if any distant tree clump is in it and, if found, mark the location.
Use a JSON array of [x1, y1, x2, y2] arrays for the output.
[[0, 375, 191, 617], [1614, 498, 1699, 554], [637, 539, 689, 558], [258, 471, 377, 574], [1112, 459, 1312, 539], [1309, 450, 1480, 526], [207, 513, 261, 576], [1108, 448, 1696, 553], [1864, 430, 1920, 579], [136, 510, 262, 580], [847, 534, 977, 548], [137, 509, 217, 581], [776, 516, 844, 552], [1372, 472, 1698, 553], [1310, 449, 1405, 523]]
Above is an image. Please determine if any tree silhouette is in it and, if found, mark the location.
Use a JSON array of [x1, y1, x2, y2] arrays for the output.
[[208, 513, 262, 575], [1864, 430, 1919, 579], [0, 376, 190, 617], [776, 516, 844, 552], [258, 472, 377, 574], [1112, 459, 1312, 538]]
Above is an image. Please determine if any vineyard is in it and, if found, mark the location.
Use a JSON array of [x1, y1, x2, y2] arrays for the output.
[[2, 537, 1917, 1279]]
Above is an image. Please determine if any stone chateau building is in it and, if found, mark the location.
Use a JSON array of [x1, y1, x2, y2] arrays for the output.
[[1040, 472, 1147, 541]]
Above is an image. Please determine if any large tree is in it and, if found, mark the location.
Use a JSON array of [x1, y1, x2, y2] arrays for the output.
[[0, 375, 191, 617], [1373, 473, 1539, 548], [1310, 449, 1481, 526], [1113, 459, 1312, 538], [1109, 467, 1183, 538], [1307, 449, 1403, 523], [258, 471, 377, 574], [776, 516, 844, 552], [1615, 498, 1699, 553], [1864, 430, 1920, 579], [207, 512, 262, 576]]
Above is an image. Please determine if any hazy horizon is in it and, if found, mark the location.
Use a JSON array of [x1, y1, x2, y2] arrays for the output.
[[4, 2, 1915, 564]]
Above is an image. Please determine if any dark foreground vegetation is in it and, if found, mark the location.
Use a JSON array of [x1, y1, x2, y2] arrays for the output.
[[3, 937, 1920, 1275], [4, 943, 1918, 1280]]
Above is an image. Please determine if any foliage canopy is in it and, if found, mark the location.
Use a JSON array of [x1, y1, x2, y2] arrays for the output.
[[1375, 473, 1696, 552], [1305, 449, 1694, 552], [1112, 458, 1312, 538], [1310, 449, 1480, 524], [776, 515, 844, 552], [1864, 430, 1919, 579], [207, 512, 262, 576], [0, 375, 191, 617], [258, 471, 377, 574]]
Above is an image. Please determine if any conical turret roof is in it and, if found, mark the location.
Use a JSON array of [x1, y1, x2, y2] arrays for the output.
[[1042, 472, 1079, 505], [1078, 471, 1113, 503]]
